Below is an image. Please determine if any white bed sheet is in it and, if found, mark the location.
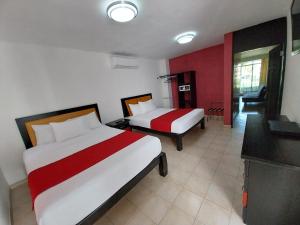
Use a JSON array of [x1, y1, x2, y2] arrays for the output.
[[23, 125, 162, 225], [127, 108, 204, 134]]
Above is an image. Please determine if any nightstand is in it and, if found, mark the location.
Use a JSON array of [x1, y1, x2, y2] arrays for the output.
[[106, 119, 131, 131]]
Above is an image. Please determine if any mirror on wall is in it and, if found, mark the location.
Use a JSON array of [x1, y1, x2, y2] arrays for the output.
[[292, 0, 300, 55]]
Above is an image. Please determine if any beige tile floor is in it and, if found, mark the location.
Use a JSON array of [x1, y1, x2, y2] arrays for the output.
[[12, 118, 246, 225]]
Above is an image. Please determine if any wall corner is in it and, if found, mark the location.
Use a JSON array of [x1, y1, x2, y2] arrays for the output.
[[223, 32, 233, 126]]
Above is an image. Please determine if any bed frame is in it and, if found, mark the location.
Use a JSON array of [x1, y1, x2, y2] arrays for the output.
[[16, 104, 101, 149], [15, 104, 168, 225], [121, 93, 205, 151]]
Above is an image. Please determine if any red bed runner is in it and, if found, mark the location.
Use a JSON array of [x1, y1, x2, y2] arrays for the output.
[[150, 109, 193, 132], [28, 131, 145, 208]]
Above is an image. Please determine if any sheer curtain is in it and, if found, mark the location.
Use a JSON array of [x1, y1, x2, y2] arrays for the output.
[[234, 59, 264, 94], [259, 56, 269, 86]]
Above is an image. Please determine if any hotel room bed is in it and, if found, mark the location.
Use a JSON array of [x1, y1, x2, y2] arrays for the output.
[[16, 104, 167, 225], [121, 93, 205, 151], [127, 108, 204, 134]]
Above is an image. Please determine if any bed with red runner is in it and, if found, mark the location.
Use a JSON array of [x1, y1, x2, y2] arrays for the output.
[[121, 94, 205, 151], [150, 108, 194, 132], [16, 104, 167, 225], [28, 131, 145, 207]]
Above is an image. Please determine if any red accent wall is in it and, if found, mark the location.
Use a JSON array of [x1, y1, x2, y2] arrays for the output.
[[169, 44, 224, 114], [224, 33, 233, 126]]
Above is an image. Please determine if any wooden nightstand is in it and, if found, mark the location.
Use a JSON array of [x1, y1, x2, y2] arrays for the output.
[[106, 119, 131, 131]]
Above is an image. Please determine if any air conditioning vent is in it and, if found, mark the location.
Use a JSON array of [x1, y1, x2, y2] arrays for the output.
[[111, 55, 139, 69]]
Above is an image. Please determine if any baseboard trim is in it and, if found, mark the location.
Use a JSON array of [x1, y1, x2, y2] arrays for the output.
[[206, 115, 224, 120]]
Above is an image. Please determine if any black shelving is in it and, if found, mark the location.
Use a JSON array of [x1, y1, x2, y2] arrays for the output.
[[177, 71, 197, 108]]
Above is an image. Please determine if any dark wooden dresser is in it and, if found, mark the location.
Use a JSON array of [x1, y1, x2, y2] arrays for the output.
[[241, 115, 300, 225]]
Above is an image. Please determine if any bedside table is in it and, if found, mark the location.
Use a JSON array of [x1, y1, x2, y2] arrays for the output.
[[106, 119, 131, 131]]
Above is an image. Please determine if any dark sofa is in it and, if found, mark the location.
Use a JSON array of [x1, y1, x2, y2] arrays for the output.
[[242, 86, 267, 105]]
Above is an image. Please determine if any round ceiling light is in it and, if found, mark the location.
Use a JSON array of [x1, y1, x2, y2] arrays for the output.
[[107, 1, 138, 23], [175, 32, 196, 44]]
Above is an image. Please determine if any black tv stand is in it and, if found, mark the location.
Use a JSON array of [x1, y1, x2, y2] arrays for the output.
[[241, 115, 300, 225]]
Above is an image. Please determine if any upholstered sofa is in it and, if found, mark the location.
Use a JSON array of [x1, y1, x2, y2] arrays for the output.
[[242, 86, 267, 104]]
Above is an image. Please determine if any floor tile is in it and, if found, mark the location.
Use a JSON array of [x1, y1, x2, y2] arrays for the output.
[[184, 146, 207, 159], [185, 174, 211, 197], [126, 183, 153, 206], [155, 178, 183, 203], [231, 193, 243, 217], [202, 150, 223, 162], [217, 162, 240, 178], [168, 167, 192, 185], [193, 159, 219, 180], [12, 184, 31, 207], [138, 193, 171, 224], [213, 171, 241, 190], [174, 189, 204, 218], [125, 210, 155, 225], [93, 216, 114, 225], [196, 200, 231, 225], [140, 175, 166, 193], [106, 198, 137, 225], [159, 206, 194, 225], [13, 210, 37, 225], [208, 144, 227, 153], [229, 212, 246, 225], [206, 184, 234, 211]]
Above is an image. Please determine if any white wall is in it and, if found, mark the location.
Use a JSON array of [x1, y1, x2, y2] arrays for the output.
[[0, 41, 168, 185], [0, 167, 10, 225], [159, 59, 172, 108], [281, 10, 300, 122]]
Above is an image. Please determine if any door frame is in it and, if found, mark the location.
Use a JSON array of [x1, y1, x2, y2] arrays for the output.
[[231, 18, 287, 127]]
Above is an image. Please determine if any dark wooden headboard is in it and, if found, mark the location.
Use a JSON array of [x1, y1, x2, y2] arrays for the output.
[[15, 104, 101, 149], [121, 93, 152, 117]]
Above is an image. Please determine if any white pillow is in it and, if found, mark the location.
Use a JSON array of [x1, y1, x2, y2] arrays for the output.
[[139, 99, 156, 113], [129, 103, 142, 116], [69, 112, 102, 129], [32, 124, 56, 146], [84, 112, 102, 129], [50, 118, 90, 142]]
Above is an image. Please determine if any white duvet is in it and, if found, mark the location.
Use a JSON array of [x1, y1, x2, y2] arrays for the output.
[[127, 108, 204, 134], [23, 125, 162, 225]]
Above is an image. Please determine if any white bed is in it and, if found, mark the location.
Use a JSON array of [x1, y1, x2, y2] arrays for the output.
[[127, 108, 205, 134], [23, 125, 162, 225]]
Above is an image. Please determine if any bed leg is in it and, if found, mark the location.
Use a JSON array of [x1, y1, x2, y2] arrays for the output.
[[175, 135, 183, 151], [201, 118, 205, 129], [159, 152, 168, 177]]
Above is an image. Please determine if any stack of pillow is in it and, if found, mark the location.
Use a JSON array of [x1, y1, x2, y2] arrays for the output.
[[129, 99, 157, 116], [32, 112, 102, 146]]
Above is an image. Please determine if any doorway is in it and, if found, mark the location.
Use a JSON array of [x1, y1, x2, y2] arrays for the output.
[[232, 45, 283, 126], [230, 18, 287, 127]]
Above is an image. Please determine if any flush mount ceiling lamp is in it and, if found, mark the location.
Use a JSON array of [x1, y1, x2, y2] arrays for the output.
[[175, 32, 196, 44], [107, 1, 138, 23]]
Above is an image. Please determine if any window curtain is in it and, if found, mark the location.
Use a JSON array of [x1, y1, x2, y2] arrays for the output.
[[233, 66, 241, 95], [234, 59, 262, 94], [259, 56, 269, 86]]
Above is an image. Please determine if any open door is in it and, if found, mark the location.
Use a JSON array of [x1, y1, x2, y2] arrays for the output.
[[265, 45, 284, 119]]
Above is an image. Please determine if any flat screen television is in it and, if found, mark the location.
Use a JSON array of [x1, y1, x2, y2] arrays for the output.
[[291, 0, 300, 55]]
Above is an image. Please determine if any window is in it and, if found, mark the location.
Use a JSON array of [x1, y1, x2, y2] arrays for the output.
[[234, 59, 262, 94]]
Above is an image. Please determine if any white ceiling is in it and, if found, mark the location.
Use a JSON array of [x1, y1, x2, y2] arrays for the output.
[[0, 0, 291, 59], [234, 45, 277, 61]]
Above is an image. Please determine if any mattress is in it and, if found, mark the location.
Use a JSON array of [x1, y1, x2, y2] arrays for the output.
[[23, 125, 162, 225], [127, 108, 204, 134]]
